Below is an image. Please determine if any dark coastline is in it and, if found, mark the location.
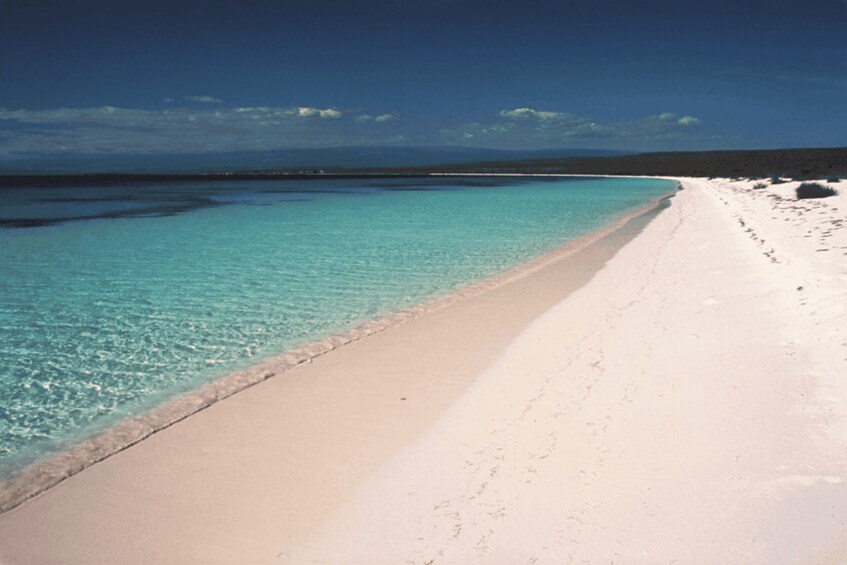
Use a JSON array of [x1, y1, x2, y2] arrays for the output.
[[403, 147, 847, 179], [1, 147, 846, 185]]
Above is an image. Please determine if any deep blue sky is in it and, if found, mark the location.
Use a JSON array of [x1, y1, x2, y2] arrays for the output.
[[1, 0, 845, 163]]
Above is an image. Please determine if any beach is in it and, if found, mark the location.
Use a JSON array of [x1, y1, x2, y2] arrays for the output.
[[0, 177, 845, 563]]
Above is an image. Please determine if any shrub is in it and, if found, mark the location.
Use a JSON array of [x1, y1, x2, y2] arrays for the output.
[[827, 176, 841, 183], [796, 182, 837, 199], [753, 182, 768, 189], [769, 176, 787, 184]]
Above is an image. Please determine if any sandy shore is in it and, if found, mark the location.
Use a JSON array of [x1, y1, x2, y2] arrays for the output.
[[1, 178, 845, 563]]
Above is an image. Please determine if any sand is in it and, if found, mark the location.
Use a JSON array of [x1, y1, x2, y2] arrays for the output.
[[1, 177, 845, 564]]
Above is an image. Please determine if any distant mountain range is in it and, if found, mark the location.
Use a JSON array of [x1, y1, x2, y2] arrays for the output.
[[0, 146, 632, 174]]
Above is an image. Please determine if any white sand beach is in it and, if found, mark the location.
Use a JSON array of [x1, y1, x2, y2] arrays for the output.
[[0, 177, 845, 564]]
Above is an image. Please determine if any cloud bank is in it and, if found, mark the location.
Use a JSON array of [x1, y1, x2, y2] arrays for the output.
[[0, 103, 704, 160], [440, 107, 703, 149], [0, 104, 397, 158]]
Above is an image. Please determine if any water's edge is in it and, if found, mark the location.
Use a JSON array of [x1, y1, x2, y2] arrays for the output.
[[0, 181, 679, 514]]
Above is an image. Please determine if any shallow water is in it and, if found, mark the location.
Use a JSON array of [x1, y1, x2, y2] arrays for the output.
[[0, 175, 674, 474]]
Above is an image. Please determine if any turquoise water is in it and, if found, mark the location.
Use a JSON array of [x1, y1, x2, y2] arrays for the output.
[[0, 175, 673, 474]]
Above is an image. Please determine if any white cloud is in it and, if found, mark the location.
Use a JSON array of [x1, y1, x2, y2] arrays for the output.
[[320, 108, 342, 119], [443, 108, 598, 147], [355, 113, 395, 123], [652, 112, 701, 126], [499, 107, 568, 121], [186, 95, 223, 104], [297, 106, 342, 119]]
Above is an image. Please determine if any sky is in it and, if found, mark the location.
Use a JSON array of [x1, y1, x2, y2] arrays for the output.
[[0, 0, 845, 165]]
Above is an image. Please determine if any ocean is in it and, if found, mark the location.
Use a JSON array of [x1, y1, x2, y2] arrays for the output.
[[0, 175, 674, 476]]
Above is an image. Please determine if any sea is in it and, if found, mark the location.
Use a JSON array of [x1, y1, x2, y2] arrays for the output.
[[0, 174, 674, 477]]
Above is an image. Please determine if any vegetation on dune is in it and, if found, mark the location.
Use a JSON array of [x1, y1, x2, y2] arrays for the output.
[[796, 182, 838, 199]]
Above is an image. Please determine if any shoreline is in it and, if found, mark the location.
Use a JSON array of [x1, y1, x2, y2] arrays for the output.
[[1, 177, 844, 562], [0, 182, 676, 515]]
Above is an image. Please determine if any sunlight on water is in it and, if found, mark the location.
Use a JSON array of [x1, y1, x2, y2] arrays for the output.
[[0, 175, 673, 473]]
